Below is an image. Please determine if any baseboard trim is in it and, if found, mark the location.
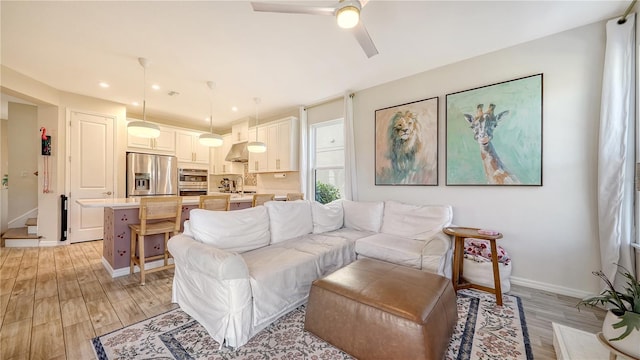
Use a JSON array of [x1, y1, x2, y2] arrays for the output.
[[38, 240, 60, 247], [510, 276, 593, 299], [102, 257, 175, 278]]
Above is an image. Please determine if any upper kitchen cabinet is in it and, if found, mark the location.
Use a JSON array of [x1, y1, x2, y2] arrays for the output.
[[248, 116, 299, 173], [231, 121, 249, 144], [211, 134, 242, 175], [127, 120, 176, 153], [248, 127, 268, 173], [176, 130, 209, 164], [271, 118, 298, 171]]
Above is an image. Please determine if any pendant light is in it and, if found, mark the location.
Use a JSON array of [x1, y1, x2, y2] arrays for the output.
[[127, 57, 160, 138], [247, 97, 267, 153], [199, 81, 223, 147]]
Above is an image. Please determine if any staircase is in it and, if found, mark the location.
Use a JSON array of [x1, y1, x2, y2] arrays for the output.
[[1, 217, 40, 247]]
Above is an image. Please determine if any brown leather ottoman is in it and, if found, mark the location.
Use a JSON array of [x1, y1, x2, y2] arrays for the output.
[[304, 258, 457, 360]]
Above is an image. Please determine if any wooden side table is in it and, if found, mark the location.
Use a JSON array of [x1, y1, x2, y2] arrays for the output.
[[443, 226, 504, 305]]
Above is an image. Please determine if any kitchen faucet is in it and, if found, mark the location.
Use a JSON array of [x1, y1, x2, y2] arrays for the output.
[[236, 175, 244, 196]]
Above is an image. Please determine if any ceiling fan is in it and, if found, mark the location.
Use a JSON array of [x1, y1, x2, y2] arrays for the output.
[[250, 0, 379, 58]]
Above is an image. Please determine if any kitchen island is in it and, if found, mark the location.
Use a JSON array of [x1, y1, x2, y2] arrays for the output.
[[77, 194, 284, 277]]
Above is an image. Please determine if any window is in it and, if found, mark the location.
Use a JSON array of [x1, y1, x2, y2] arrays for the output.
[[310, 119, 344, 204]]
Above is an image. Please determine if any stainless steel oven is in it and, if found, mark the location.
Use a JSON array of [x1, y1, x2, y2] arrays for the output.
[[178, 168, 208, 196]]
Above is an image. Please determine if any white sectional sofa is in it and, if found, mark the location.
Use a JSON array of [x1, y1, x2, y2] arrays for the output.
[[168, 199, 453, 349]]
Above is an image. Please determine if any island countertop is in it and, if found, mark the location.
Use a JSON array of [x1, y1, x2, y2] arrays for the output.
[[77, 194, 286, 209], [85, 193, 284, 276]]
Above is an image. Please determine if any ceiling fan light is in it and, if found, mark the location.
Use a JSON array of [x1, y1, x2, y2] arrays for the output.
[[199, 132, 223, 147], [336, 5, 359, 29], [128, 120, 160, 138], [247, 141, 267, 153]]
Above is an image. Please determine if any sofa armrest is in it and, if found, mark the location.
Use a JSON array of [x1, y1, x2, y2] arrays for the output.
[[421, 231, 452, 277], [168, 234, 249, 280], [168, 234, 253, 348]]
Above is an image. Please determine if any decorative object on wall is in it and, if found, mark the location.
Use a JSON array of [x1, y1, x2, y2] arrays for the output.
[[128, 58, 160, 139], [375, 97, 438, 186], [199, 81, 223, 147], [446, 74, 543, 186], [247, 97, 267, 153]]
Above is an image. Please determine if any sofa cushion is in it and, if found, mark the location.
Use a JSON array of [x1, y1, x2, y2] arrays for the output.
[[311, 200, 344, 234], [189, 207, 270, 252], [355, 233, 424, 269], [380, 201, 452, 241], [342, 200, 384, 232], [264, 200, 313, 243]]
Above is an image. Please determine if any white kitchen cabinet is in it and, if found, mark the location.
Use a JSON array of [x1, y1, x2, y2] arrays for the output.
[[127, 121, 176, 153], [231, 121, 249, 144], [176, 130, 209, 164], [272, 119, 298, 171], [248, 127, 269, 173], [248, 116, 298, 173], [211, 134, 242, 174]]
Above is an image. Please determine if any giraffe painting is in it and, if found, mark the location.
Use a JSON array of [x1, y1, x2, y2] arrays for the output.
[[446, 74, 542, 186], [464, 104, 520, 184]]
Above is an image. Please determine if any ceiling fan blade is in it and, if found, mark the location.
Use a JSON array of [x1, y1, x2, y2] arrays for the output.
[[352, 22, 379, 58], [251, 2, 336, 16]]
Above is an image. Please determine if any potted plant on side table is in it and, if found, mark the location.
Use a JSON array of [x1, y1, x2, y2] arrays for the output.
[[578, 265, 640, 359]]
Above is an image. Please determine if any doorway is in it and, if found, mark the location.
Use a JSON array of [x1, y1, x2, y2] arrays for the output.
[[0, 98, 39, 235], [67, 110, 115, 243]]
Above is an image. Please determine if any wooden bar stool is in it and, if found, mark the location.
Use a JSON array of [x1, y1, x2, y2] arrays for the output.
[[286, 192, 304, 201], [199, 194, 231, 211], [252, 193, 275, 207], [129, 196, 182, 285]]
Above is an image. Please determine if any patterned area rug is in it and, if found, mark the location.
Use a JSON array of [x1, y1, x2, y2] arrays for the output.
[[92, 289, 532, 360]]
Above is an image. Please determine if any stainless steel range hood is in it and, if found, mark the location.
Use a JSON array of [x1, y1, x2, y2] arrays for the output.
[[225, 141, 249, 162]]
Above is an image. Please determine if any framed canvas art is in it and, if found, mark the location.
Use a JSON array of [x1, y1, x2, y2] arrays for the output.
[[446, 74, 543, 186], [375, 97, 438, 186]]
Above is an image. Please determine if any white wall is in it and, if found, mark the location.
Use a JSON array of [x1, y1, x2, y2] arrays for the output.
[[0, 119, 8, 233], [352, 20, 607, 296], [8, 102, 38, 222]]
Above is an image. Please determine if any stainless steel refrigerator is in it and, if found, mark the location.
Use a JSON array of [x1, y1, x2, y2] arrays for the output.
[[126, 152, 178, 197]]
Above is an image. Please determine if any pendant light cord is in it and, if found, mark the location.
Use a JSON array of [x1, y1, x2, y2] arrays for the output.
[[254, 97, 260, 141], [142, 62, 147, 122], [209, 89, 214, 133]]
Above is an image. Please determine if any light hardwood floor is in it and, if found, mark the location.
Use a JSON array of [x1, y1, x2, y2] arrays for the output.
[[0, 241, 605, 360]]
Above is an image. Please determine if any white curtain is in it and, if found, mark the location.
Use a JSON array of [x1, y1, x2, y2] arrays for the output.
[[597, 13, 636, 288], [299, 106, 309, 199], [344, 92, 358, 200]]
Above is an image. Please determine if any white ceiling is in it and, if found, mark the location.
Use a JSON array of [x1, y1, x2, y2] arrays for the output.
[[1, 1, 631, 131]]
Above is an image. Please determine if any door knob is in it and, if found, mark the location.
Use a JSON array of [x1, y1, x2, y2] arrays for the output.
[[103, 191, 112, 195]]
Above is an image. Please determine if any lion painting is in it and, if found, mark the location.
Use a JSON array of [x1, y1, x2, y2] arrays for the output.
[[375, 98, 438, 185], [388, 111, 423, 177]]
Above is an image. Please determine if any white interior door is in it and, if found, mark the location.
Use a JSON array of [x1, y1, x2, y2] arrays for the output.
[[68, 111, 114, 243]]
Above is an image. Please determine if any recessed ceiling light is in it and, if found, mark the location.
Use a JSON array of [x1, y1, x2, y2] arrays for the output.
[[132, 101, 140, 106], [151, 84, 160, 90], [231, 106, 238, 112], [99, 82, 110, 88]]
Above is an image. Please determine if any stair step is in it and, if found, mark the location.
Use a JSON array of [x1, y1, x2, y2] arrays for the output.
[[4, 238, 40, 247], [25, 218, 37, 226], [2, 227, 39, 239], [1, 227, 41, 248]]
